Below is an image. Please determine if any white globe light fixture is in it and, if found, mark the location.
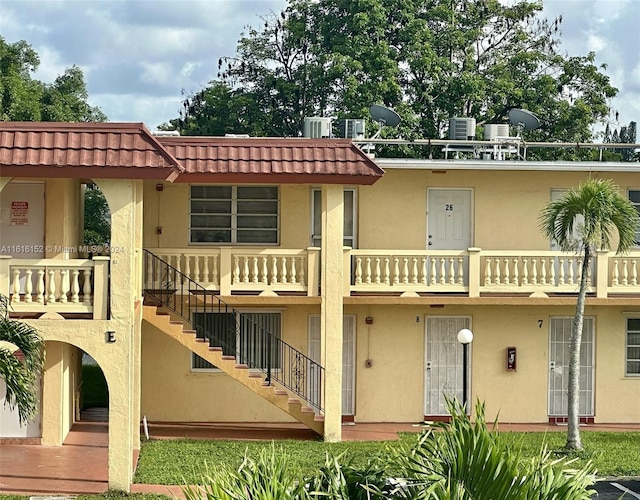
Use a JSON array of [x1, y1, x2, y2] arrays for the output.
[[457, 328, 473, 345], [457, 328, 473, 409]]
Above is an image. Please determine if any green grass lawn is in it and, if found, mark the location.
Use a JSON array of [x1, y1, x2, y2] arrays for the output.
[[133, 430, 640, 485], [82, 363, 109, 408]]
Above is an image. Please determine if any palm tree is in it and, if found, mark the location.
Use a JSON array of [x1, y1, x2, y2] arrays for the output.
[[539, 178, 640, 450], [0, 294, 45, 425]]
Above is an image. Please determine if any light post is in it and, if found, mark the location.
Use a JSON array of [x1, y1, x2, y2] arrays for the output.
[[457, 328, 473, 409]]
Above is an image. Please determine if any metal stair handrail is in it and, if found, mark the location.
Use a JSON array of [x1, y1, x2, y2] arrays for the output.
[[143, 249, 324, 411]]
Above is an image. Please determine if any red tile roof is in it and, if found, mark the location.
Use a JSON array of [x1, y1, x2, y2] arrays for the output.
[[0, 122, 183, 180], [0, 123, 384, 185], [158, 137, 384, 185]]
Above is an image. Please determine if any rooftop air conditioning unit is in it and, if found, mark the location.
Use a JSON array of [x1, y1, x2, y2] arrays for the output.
[[303, 117, 332, 138], [339, 119, 366, 139], [483, 124, 510, 141], [449, 117, 476, 140]]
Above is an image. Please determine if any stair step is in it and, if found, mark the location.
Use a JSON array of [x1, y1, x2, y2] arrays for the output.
[[301, 407, 315, 413], [169, 321, 183, 326], [273, 390, 288, 396], [288, 398, 300, 405], [314, 415, 325, 422], [248, 373, 263, 378], [183, 330, 196, 335], [209, 347, 223, 352], [221, 355, 236, 361], [234, 364, 249, 369]]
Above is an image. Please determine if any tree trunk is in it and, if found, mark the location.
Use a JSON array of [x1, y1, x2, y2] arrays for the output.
[[567, 246, 591, 450]]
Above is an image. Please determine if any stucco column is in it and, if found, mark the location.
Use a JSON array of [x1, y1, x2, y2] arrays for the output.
[[41, 341, 64, 446], [95, 179, 142, 491], [321, 185, 343, 442]]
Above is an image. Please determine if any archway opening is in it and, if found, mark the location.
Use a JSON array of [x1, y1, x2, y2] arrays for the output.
[[80, 350, 109, 422]]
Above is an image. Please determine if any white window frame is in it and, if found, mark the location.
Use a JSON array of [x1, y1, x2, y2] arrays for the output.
[[625, 317, 640, 376], [310, 187, 357, 248], [189, 185, 280, 245], [190, 310, 283, 372]]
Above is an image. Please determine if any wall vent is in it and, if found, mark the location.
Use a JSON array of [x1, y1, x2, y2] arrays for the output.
[[448, 117, 476, 140], [303, 117, 332, 138]]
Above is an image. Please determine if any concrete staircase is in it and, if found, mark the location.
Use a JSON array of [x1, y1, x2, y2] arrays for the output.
[[142, 305, 324, 436]]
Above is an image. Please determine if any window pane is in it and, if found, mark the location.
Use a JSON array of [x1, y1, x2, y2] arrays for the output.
[[237, 230, 278, 244], [237, 200, 278, 215], [627, 360, 640, 375], [191, 185, 232, 199], [344, 190, 354, 237], [191, 215, 232, 228], [627, 332, 640, 345], [237, 215, 278, 229], [191, 200, 231, 214], [628, 191, 640, 204], [628, 318, 640, 331], [192, 353, 216, 370], [191, 229, 231, 243], [627, 346, 640, 359], [237, 186, 278, 199]]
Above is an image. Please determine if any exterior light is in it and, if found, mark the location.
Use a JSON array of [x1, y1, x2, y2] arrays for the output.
[[457, 328, 473, 345]]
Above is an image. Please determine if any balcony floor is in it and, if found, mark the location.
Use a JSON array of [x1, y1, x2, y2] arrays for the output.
[[1, 412, 639, 497]]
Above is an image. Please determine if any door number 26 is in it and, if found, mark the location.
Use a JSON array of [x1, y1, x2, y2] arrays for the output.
[[445, 204, 454, 211]]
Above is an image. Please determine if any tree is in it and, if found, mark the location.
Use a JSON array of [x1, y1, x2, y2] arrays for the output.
[[0, 36, 106, 122], [84, 184, 111, 246], [539, 179, 640, 450], [172, 0, 617, 150], [0, 294, 45, 425]]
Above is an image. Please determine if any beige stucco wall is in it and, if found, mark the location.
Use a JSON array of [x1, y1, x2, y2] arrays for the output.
[[41, 341, 80, 445], [45, 179, 81, 258], [143, 182, 313, 249], [358, 169, 640, 251], [342, 303, 640, 424], [140, 304, 317, 422]]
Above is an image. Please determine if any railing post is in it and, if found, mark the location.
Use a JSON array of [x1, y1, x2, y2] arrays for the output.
[[266, 328, 271, 385], [306, 247, 320, 297], [0, 256, 10, 299], [219, 247, 232, 295], [468, 247, 482, 298], [93, 257, 110, 319], [596, 249, 609, 298]]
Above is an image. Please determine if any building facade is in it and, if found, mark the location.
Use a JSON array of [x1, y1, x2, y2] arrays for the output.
[[1, 121, 640, 490]]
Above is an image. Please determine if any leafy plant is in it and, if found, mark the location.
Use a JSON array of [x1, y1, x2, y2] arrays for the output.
[[0, 294, 45, 425], [389, 399, 596, 499], [182, 444, 309, 500]]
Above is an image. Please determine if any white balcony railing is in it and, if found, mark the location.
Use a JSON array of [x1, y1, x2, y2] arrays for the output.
[[351, 250, 468, 293], [0, 256, 109, 318], [144, 247, 640, 299], [145, 247, 321, 296]]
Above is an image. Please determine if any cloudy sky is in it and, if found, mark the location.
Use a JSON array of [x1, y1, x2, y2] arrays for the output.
[[1, 0, 638, 137]]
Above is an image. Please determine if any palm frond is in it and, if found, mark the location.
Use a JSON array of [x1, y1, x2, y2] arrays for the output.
[[0, 294, 45, 425]]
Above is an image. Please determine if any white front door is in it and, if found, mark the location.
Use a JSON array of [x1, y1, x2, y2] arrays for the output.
[[548, 317, 595, 417], [0, 181, 45, 258], [427, 189, 472, 250], [424, 316, 471, 416], [311, 188, 357, 248], [308, 314, 356, 415]]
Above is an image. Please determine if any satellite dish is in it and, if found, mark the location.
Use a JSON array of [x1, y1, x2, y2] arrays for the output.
[[508, 108, 541, 131], [370, 104, 401, 127]]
